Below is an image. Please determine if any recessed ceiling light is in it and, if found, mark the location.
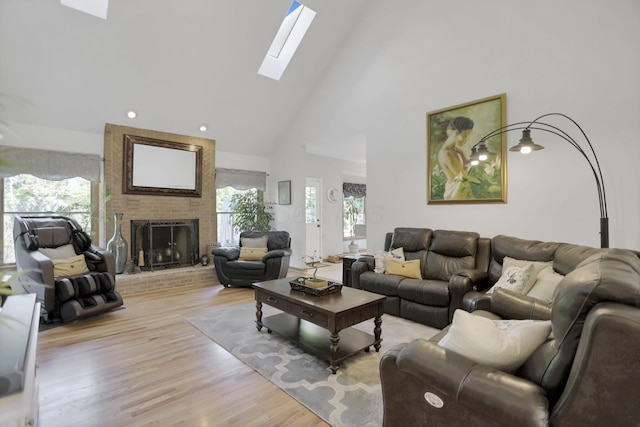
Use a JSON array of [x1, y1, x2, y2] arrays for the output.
[[199, 125, 207, 132], [0, 133, 4, 140], [126, 110, 137, 119]]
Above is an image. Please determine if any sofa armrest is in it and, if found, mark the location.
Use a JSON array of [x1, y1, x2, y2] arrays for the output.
[[394, 339, 549, 427], [447, 268, 488, 322], [262, 248, 292, 261], [84, 245, 115, 274], [462, 290, 492, 312], [455, 268, 489, 290], [212, 247, 240, 261], [491, 288, 552, 320], [351, 259, 374, 289]]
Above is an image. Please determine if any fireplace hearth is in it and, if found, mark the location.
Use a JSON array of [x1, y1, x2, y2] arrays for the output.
[[131, 219, 199, 271]]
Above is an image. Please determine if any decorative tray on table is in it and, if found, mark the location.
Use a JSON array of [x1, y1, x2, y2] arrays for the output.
[[289, 277, 343, 296]]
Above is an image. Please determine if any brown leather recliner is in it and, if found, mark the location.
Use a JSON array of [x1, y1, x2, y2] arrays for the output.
[[379, 249, 640, 426], [212, 230, 291, 287], [13, 215, 123, 323]]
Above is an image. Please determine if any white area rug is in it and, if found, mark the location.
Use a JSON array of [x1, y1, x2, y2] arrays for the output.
[[187, 303, 439, 427]]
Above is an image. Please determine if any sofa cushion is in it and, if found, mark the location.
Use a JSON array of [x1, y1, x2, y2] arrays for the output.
[[553, 243, 606, 275], [359, 271, 404, 297], [398, 279, 450, 307], [389, 228, 432, 252], [423, 230, 478, 281], [438, 309, 552, 372], [385, 259, 421, 279], [489, 235, 559, 284]]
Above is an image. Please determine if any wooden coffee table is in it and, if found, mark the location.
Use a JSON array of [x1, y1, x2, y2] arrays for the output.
[[253, 278, 385, 374]]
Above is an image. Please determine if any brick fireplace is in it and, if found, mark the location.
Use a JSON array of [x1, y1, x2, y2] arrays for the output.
[[103, 124, 217, 292]]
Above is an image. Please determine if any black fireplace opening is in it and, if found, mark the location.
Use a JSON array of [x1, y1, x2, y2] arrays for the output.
[[131, 219, 199, 271]]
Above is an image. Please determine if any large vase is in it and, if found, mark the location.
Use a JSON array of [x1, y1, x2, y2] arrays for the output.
[[107, 212, 128, 274]]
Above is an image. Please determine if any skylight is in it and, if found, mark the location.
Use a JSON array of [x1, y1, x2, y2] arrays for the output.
[[258, 1, 316, 81], [60, 0, 109, 20]]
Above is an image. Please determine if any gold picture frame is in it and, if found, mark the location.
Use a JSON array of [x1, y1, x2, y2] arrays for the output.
[[427, 93, 507, 204]]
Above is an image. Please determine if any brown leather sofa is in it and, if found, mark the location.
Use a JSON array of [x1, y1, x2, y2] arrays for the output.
[[379, 249, 640, 426], [462, 234, 608, 313], [351, 228, 491, 329], [13, 215, 123, 323]]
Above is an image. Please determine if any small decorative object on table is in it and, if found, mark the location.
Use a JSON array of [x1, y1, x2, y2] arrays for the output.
[[289, 277, 343, 296]]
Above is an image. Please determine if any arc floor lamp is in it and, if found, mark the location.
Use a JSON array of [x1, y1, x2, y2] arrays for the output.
[[469, 113, 609, 248]]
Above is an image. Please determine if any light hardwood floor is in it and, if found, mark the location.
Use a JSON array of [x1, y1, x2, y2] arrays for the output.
[[37, 282, 331, 427]]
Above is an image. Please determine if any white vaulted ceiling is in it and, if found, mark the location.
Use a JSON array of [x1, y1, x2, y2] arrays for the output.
[[0, 0, 370, 158]]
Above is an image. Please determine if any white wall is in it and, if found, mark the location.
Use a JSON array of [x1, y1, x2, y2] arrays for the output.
[[2, 121, 103, 154], [274, 0, 640, 253]]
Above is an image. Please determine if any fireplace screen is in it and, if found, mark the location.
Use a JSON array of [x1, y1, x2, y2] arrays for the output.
[[131, 219, 199, 270]]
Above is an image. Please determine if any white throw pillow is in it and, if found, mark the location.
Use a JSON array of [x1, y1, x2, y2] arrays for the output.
[[373, 247, 405, 273], [438, 309, 552, 372], [527, 266, 564, 303], [486, 264, 533, 295], [39, 243, 77, 260], [503, 256, 553, 295]]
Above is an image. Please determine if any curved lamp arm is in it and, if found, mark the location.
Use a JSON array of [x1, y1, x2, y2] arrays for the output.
[[470, 113, 609, 248]]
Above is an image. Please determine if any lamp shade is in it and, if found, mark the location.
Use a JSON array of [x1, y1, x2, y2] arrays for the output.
[[509, 129, 544, 153]]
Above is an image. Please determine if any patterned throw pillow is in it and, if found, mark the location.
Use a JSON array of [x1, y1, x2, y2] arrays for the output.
[[486, 264, 533, 295], [503, 256, 553, 294], [373, 247, 405, 273]]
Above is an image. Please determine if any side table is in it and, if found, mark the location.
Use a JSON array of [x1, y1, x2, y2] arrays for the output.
[[343, 255, 370, 287]]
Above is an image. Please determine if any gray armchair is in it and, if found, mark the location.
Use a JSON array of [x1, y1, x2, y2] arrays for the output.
[[379, 249, 640, 426], [212, 230, 291, 287], [13, 215, 123, 323]]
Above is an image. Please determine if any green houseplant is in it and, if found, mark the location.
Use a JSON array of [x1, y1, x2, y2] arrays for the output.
[[231, 191, 274, 232]]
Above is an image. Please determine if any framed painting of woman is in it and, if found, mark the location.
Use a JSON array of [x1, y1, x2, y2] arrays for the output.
[[427, 93, 507, 204]]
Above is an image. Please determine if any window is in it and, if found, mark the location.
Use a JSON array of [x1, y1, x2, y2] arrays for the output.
[[2, 175, 95, 265], [216, 187, 261, 247], [305, 186, 317, 224], [258, 0, 316, 81], [215, 168, 268, 246], [343, 196, 366, 240], [342, 183, 366, 240]]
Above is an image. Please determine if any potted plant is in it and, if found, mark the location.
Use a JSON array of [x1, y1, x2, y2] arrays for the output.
[[345, 199, 360, 253], [231, 191, 274, 232]]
